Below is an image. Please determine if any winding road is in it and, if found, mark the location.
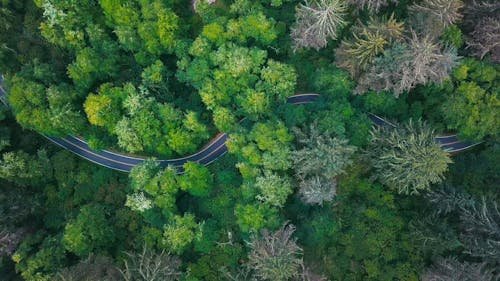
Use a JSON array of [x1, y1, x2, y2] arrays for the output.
[[0, 78, 479, 173]]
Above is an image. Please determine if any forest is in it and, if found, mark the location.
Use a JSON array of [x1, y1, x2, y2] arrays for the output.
[[0, 0, 498, 280]]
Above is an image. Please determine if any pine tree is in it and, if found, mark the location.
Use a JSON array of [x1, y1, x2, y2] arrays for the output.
[[366, 119, 452, 194], [247, 224, 303, 281], [291, 0, 348, 50]]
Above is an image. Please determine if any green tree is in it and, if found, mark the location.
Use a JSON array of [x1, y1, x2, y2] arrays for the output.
[[63, 205, 115, 257], [178, 162, 213, 197], [0, 150, 52, 186], [255, 172, 293, 208], [366, 119, 452, 195], [162, 214, 198, 254], [234, 203, 280, 234], [442, 59, 499, 140]]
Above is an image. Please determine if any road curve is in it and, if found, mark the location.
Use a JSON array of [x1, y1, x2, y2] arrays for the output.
[[0, 78, 478, 173]]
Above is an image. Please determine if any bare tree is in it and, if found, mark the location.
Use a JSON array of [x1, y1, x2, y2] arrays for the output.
[[119, 246, 182, 281], [56, 255, 122, 281], [459, 198, 500, 262], [247, 224, 303, 281], [0, 229, 25, 257], [425, 185, 474, 216], [422, 257, 495, 281], [408, 32, 458, 86], [410, 0, 464, 28], [291, 0, 348, 51], [463, 0, 500, 27], [467, 17, 500, 63], [348, 0, 398, 13]]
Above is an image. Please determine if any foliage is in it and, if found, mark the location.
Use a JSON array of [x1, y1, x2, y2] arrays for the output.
[[442, 59, 499, 140], [178, 162, 214, 197], [366, 120, 452, 194], [297, 172, 424, 280], [0, 149, 52, 186], [62, 205, 115, 257], [255, 171, 293, 208], [162, 214, 198, 254]]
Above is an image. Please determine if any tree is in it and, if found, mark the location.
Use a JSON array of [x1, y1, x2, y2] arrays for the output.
[[234, 203, 280, 234], [356, 33, 459, 96], [247, 224, 303, 281], [463, 0, 500, 63], [178, 162, 213, 197], [56, 255, 122, 281], [291, 0, 348, 50], [0, 150, 52, 186], [336, 15, 404, 77], [467, 17, 500, 63], [83, 83, 125, 130], [422, 258, 495, 281], [298, 176, 337, 206], [120, 246, 182, 281], [366, 119, 452, 195], [442, 59, 499, 140], [162, 214, 198, 254], [255, 172, 293, 208], [292, 123, 356, 180], [62, 205, 115, 257], [410, 0, 464, 28], [443, 82, 499, 140], [130, 159, 160, 191], [459, 197, 500, 261], [347, 0, 398, 13]]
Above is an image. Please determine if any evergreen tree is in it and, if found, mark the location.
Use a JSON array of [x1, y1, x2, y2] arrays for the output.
[[291, 0, 348, 50], [366, 120, 452, 194]]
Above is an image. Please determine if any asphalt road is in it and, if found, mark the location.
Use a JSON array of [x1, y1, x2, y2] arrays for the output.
[[0, 78, 479, 173]]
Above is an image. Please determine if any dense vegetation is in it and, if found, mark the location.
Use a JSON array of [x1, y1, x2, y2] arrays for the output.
[[0, 0, 498, 280]]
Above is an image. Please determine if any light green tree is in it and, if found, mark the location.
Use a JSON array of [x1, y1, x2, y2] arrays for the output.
[[255, 172, 293, 208]]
